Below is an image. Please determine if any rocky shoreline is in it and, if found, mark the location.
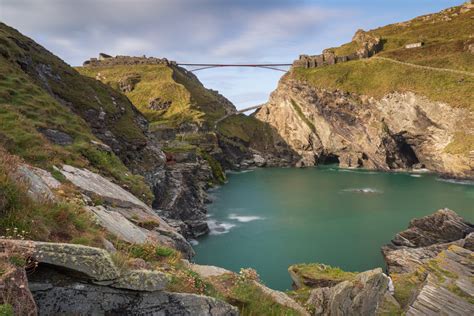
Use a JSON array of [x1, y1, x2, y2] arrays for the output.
[[3, 206, 473, 314]]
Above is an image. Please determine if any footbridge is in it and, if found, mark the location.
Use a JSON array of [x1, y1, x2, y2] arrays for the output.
[[214, 104, 265, 126], [177, 63, 292, 72]]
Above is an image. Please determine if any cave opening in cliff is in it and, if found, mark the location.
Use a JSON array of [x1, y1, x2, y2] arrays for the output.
[[394, 134, 419, 167], [318, 153, 340, 165]]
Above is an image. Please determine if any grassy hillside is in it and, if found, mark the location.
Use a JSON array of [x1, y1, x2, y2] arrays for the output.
[[295, 2, 474, 110], [0, 22, 152, 202], [78, 60, 286, 171], [78, 64, 232, 129]]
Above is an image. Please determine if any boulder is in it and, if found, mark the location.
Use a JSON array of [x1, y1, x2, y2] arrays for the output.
[[119, 73, 141, 93], [110, 270, 169, 292], [1, 240, 119, 281], [14, 165, 60, 202], [60, 165, 149, 210], [38, 128, 73, 146], [190, 264, 232, 278], [87, 206, 149, 244], [305, 268, 392, 315], [0, 266, 37, 316], [30, 280, 238, 316], [382, 209, 474, 274], [389, 208, 474, 248]]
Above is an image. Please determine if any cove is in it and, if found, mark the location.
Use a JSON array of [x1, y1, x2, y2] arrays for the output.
[[194, 166, 474, 291]]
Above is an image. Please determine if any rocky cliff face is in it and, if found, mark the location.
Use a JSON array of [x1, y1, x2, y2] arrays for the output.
[[382, 209, 474, 315], [256, 75, 473, 178]]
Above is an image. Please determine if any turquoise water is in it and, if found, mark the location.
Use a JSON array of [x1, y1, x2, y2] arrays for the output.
[[194, 167, 474, 291]]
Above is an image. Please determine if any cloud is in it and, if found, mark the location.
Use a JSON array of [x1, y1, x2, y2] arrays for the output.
[[0, 0, 457, 109], [212, 6, 340, 59]]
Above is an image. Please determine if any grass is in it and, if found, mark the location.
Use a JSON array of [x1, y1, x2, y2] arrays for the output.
[[292, 58, 474, 111], [217, 114, 276, 153], [289, 263, 356, 287], [294, 3, 474, 112], [77, 63, 228, 127], [0, 149, 105, 246], [391, 271, 426, 308], [126, 243, 178, 261], [330, 3, 474, 72], [231, 280, 300, 316], [0, 23, 153, 203], [444, 131, 474, 157], [290, 99, 316, 133], [447, 283, 474, 304], [200, 150, 226, 184], [0, 304, 13, 316]]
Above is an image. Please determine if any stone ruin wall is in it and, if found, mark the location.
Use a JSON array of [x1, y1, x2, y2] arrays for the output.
[[83, 53, 177, 67], [293, 29, 383, 69]]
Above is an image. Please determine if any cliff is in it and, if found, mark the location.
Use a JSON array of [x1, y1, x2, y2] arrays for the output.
[[256, 2, 474, 178], [77, 56, 296, 237]]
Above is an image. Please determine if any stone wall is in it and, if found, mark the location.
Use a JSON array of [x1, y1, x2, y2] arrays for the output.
[[293, 29, 382, 69], [83, 54, 177, 67]]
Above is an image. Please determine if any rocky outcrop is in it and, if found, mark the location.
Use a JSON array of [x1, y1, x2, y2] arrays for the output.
[[382, 209, 474, 314], [306, 269, 394, 316], [59, 164, 194, 258], [1, 240, 237, 315], [14, 165, 60, 202], [153, 159, 213, 238], [388, 208, 473, 248], [288, 263, 395, 316], [255, 77, 473, 178], [188, 263, 309, 315], [382, 208, 474, 274]]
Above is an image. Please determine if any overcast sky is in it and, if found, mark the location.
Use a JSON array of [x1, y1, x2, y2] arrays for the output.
[[0, 0, 461, 109]]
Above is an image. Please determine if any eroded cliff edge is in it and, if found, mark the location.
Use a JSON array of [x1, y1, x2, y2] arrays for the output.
[[256, 76, 473, 178], [256, 2, 474, 178]]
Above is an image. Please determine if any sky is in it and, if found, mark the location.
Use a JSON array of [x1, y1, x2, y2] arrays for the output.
[[0, 0, 463, 110]]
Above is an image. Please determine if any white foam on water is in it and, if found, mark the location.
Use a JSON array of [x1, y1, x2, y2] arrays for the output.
[[342, 187, 383, 194], [189, 239, 199, 246], [338, 169, 379, 175], [207, 219, 236, 235], [226, 169, 256, 175], [228, 213, 264, 223], [410, 174, 422, 178], [436, 178, 474, 186]]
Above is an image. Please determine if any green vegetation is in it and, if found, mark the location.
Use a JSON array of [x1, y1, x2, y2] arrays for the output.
[[0, 149, 104, 246], [231, 280, 300, 316], [294, 4, 474, 111], [391, 271, 425, 308], [292, 59, 473, 111], [200, 151, 226, 184], [290, 99, 316, 132], [217, 114, 276, 153], [0, 304, 13, 316], [444, 132, 474, 157], [77, 63, 228, 127], [126, 243, 178, 261], [289, 263, 356, 285], [331, 4, 474, 72], [447, 283, 474, 304], [0, 23, 153, 203]]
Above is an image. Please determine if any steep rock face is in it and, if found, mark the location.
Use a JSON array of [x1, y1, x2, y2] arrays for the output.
[[153, 160, 213, 238], [382, 209, 474, 314], [288, 264, 395, 315], [256, 76, 473, 178], [382, 208, 474, 274], [4, 240, 238, 316], [59, 164, 194, 257]]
